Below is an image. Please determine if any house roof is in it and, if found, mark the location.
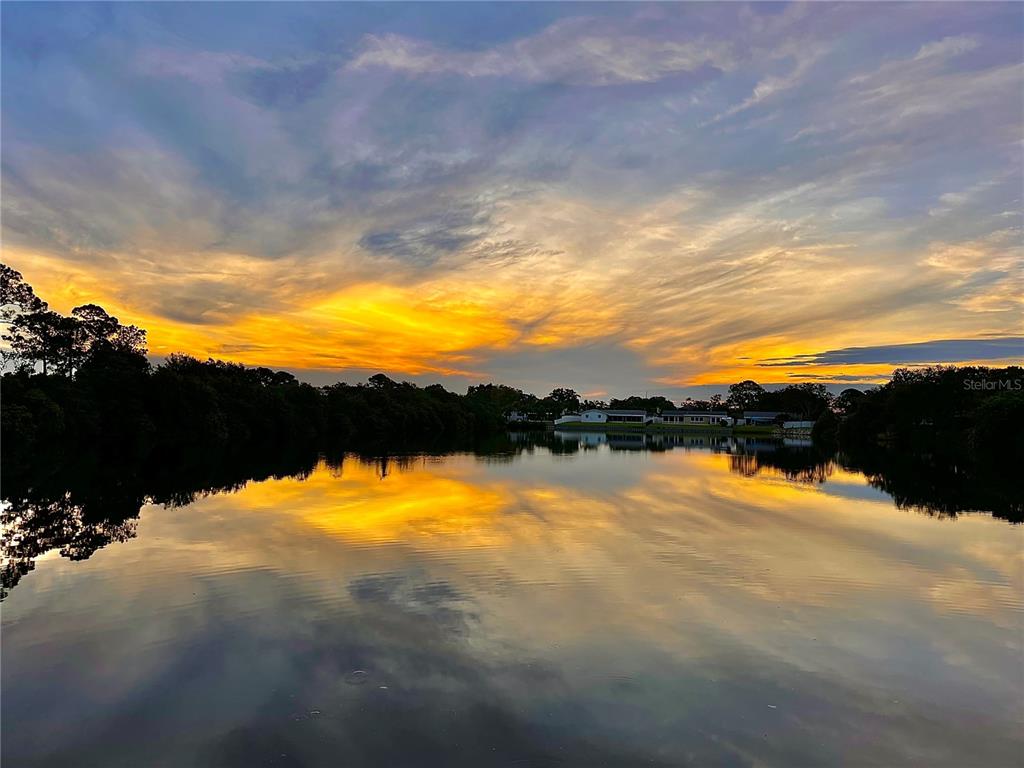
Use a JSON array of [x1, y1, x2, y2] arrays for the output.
[[583, 409, 647, 416]]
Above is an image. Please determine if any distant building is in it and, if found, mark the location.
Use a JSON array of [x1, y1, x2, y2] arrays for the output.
[[506, 410, 529, 423], [579, 409, 651, 424], [661, 410, 731, 426], [740, 411, 786, 425], [553, 413, 580, 425]]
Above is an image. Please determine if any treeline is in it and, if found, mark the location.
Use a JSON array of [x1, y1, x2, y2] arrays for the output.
[[486, 381, 839, 420], [3, 344, 580, 464], [834, 365, 1024, 462]]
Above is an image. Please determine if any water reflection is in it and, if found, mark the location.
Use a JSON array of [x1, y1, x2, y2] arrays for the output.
[[3, 433, 1021, 599], [3, 433, 1022, 766]]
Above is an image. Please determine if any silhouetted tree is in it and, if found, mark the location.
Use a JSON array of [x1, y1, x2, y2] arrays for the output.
[[0, 264, 45, 319], [4, 308, 66, 374], [726, 380, 767, 411], [544, 387, 582, 416], [758, 383, 832, 419], [609, 395, 675, 413], [833, 387, 865, 416], [839, 365, 1024, 468]]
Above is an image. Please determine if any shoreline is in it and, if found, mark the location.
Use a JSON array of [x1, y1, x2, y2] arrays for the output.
[[521, 421, 782, 435]]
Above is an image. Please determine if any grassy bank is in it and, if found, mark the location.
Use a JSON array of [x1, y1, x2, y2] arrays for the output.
[[549, 421, 777, 435]]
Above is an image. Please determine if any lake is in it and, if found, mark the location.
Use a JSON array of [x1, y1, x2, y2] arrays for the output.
[[3, 433, 1022, 767]]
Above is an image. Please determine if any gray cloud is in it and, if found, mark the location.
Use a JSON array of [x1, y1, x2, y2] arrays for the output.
[[359, 204, 491, 266], [759, 337, 1023, 367]]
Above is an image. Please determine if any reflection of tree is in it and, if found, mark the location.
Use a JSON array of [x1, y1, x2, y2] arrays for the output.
[[367, 454, 426, 480], [528, 429, 1021, 521], [0, 445, 322, 599], [726, 438, 1022, 522], [1, 494, 138, 597], [729, 453, 759, 478], [839, 446, 1022, 523], [728, 447, 834, 484]]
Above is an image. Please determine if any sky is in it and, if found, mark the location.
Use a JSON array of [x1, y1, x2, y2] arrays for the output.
[[2, 2, 1022, 399]]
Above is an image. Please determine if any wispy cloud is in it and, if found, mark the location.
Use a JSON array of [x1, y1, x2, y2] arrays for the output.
[[348, 18, 736, 86]]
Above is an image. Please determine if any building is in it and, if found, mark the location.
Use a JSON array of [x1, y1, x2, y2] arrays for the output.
[[740, 411, 786, 425], [505, 410, 529, 423], [579, 409, 651, 424], [661, 410, 732, 426]]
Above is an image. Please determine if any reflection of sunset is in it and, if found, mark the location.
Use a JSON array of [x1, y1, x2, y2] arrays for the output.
[[193, 449, 1023, 636], [233, 459, 508, 542]]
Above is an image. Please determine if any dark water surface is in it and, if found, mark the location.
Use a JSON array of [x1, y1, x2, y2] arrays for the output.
[[3, 434, 1022, 767]]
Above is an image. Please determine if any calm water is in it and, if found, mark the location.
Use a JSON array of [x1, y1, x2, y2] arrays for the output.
[[3, 434, 1023, 767]]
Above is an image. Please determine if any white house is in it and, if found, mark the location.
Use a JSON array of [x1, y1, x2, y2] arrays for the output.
[[579, 409, 651, 424], [661, 410, 732, 426]]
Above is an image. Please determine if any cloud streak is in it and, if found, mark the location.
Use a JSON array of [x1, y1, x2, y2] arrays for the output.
[[759, 338, 1023, 368], [348, 18, 736, 86]]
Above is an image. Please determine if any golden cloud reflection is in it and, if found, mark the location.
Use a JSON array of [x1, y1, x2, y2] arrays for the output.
[[210, 448, 1023, 643], [228, 457, 508, 545]]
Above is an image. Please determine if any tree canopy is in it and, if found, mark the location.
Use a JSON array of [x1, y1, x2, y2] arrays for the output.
[[1, 273, 146, 376]]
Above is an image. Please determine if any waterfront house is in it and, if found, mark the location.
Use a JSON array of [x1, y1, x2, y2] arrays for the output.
[[739, 411, 786, 426], [661, 410, 732, 426], [579, 409, 651, 424]]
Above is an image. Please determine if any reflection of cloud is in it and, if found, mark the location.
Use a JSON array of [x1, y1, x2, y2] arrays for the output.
[[348, 572, 479, 637]]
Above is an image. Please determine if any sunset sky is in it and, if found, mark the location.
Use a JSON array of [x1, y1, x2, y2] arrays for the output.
[[2, 2, 1021, 398]]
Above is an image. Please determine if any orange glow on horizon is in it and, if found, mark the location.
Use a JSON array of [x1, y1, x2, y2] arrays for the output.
[[5, 242, 1018, 392]]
